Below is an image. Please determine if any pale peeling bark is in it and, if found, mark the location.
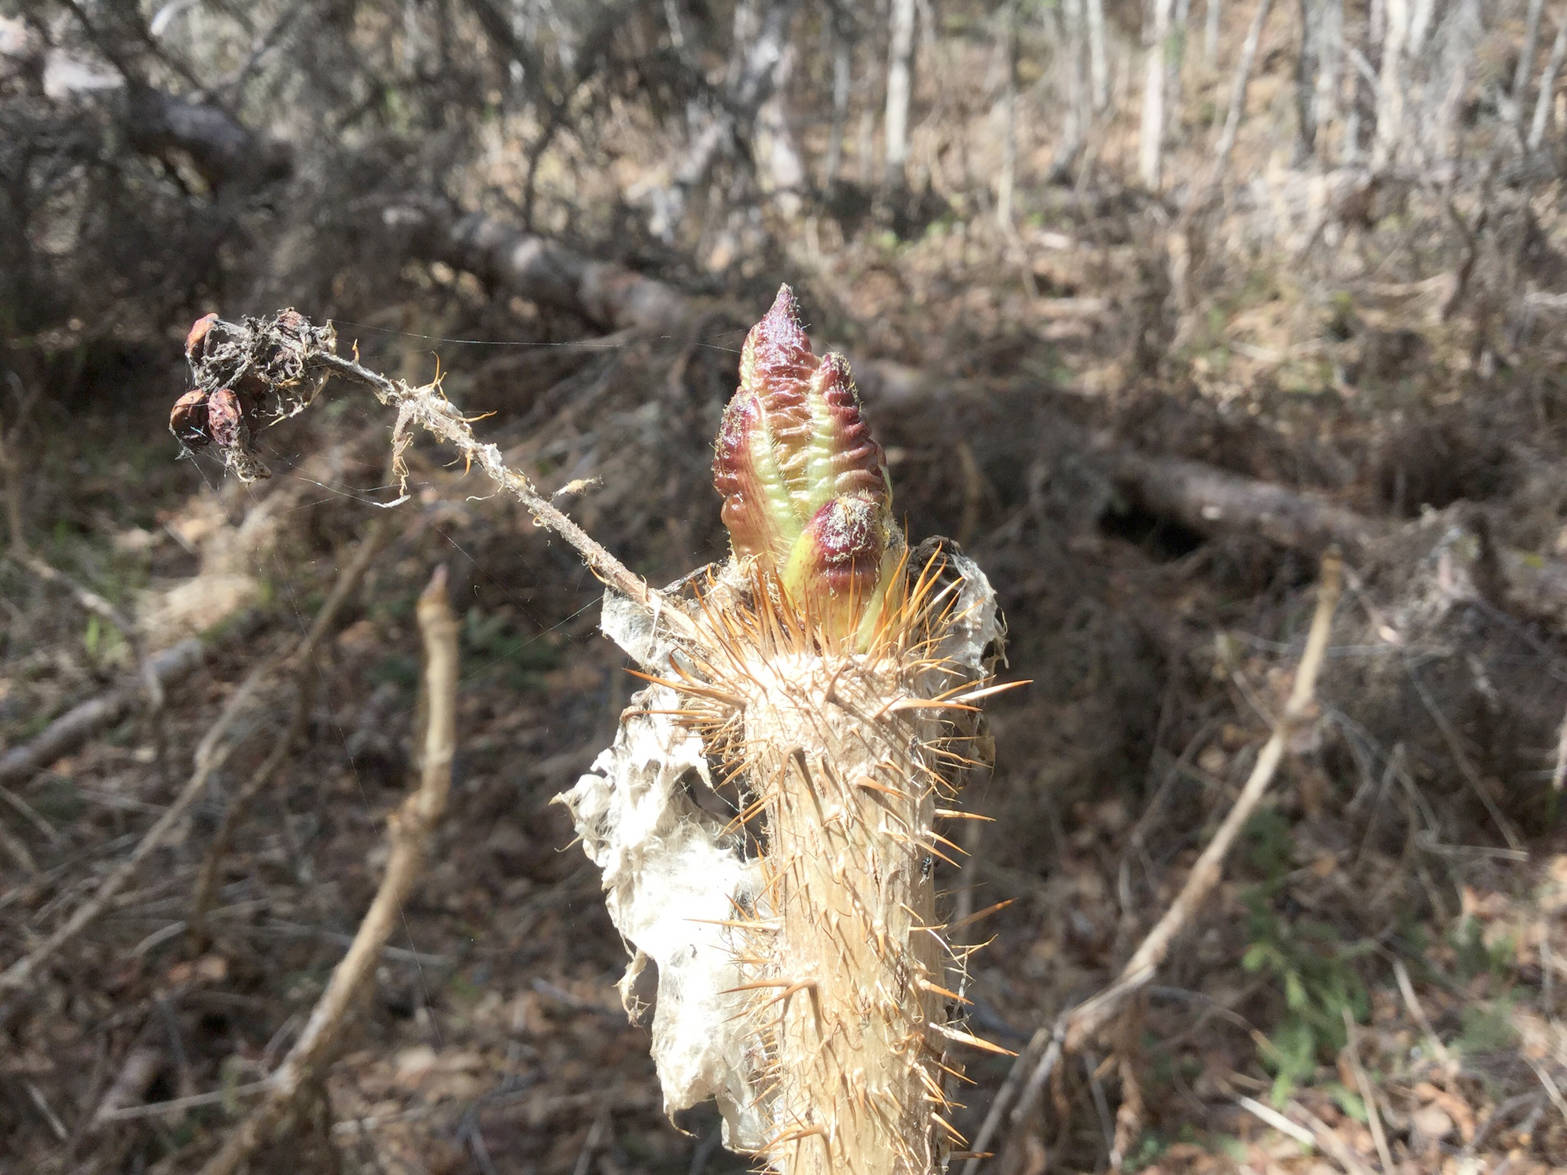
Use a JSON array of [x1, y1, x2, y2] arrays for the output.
[[884, 0, 917, 190], [1373, 0, 1408, 169]]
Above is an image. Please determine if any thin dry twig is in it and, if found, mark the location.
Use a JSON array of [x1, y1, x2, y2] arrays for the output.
[[1523, 1054, 1567, 1129], [1069, 549, 1342, 1047], [0, 809, 38, 872], [94, 1079, 273, 1124], [189, 563, 459, 1175], [306, 346, 701, 648], [962, 550, 1343, 1174], [0, 650, 271, 1004], [1236, 1094, 1376, 1175], [188, 519, 390, 934], [1342, 1006, 1394, 1172]]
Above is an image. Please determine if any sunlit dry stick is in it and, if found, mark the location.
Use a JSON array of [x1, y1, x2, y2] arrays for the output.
[[191, 564, 459, 1175], [962, 548, 1343, 1174]]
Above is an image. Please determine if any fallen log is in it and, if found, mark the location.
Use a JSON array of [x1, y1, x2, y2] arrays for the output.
[[382, 201, 697, 334], [0, 612, 262, 791], [76, 80, 696, 335], [1108, 449, 1567, 632], [1108, 450, 1389, 560]]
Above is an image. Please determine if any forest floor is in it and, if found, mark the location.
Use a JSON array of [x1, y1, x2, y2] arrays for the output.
[[7, 35, 1567, 1170]]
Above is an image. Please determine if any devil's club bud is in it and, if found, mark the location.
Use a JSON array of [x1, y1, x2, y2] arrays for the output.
[[566, 282, 1009, 1175], [713, 286, 901, 642]]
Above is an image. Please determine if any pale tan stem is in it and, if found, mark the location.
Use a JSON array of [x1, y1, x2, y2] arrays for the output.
[[744, 655, 952, 1175]]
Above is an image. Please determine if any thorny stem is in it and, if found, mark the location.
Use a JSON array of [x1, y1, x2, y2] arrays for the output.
[[307, 348, 703, 648]]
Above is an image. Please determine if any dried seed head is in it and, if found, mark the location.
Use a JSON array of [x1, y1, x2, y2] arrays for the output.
[[185, 313, 219, 362], [714, 286, 900, 643], [170, 389, 211, 446], [206, 387, 244, 449]]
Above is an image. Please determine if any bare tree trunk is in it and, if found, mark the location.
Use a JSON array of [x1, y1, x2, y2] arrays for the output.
[[1213, 0, 1275, 172], [997, 0, 1020, 227], [645, 0, 800, 241], [858, 106, 876, 183], [1372, 0, 1408, 169], [404, 0, 424, 73], [1320, 0, 1342, 155], [1169, 0, 1192, 134], [1433, 0, 1480, 160], [1070, 0, 1090, 122], [1140, 0, 1177, 188], [1297, 0, 1321, 157], [884, 0, 917, 192], [1408, 0, 1436, 57], [1297, 0, 1343, 161], [1087, 0, 1109, 110], [1343, 0, 1382, 164], [825, 7, 854, 188], [663, 0, 687, 52], [1042, 0, 1089, 183], [1204, 0, 1222, 64], [758, 43, 805, 218], [1517, 0, 1544, 113], [1529, 10, 1567, 153]]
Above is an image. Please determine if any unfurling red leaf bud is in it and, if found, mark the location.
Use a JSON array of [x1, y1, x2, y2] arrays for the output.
[[714, 286, 900, 642], [781, 495, 896, 642]]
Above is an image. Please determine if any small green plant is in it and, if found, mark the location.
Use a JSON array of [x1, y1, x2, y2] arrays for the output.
[[1450, 914, 1518, 982], [1457, 996, 1520, 1057], [1241, 889, 1373, 1104], [461, 606, 560, 691], [1240, 812, 1372, 1104]]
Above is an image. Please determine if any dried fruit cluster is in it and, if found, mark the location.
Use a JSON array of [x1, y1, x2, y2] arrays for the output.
[[171, 308, 336, 480]]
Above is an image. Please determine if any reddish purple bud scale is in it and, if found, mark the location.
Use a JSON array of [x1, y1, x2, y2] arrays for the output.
[[796, 497, 883, 596]]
